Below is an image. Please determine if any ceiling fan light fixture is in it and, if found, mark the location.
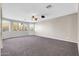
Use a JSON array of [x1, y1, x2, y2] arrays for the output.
[[32, 16, 35, 18], [35, 18, 38, 21], [32, 16, 38, 21]]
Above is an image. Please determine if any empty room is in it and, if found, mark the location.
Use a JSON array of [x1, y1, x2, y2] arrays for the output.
[[0, 3, 79, 56]]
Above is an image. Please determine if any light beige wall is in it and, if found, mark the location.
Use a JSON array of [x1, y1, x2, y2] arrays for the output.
[[2, 31, 35, 39], [35, 13, 77, 43], [78, 4, 79, 52], [0, 4, 2, 55]]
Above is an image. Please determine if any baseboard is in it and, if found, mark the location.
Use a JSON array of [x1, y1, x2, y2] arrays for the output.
[[2, 35, 34, 40], [35, 34, 77, 43]]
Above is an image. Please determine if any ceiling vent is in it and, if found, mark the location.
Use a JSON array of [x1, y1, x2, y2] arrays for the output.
[[46, 5, 52, 9]]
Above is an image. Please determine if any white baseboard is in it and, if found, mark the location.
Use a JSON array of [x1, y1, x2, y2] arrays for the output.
[[35, 34, 77, 43]]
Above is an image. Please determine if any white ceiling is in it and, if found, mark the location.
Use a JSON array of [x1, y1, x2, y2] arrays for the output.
[[2, 3, 78, 22]]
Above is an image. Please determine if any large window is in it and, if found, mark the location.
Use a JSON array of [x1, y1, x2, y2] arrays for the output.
[[2, 20, 10, 32], [2, 20, 35, 32], [29, 24, 35, 31], [12, 22, 29, 31]]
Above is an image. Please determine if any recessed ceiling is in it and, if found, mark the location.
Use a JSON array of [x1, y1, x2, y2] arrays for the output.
[[2, 3, 78, 22]]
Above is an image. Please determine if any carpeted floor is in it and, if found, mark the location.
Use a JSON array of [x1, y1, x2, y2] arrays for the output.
[[1, 35, 78, 56]]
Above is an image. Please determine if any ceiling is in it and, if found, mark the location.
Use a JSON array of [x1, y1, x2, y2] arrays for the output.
[[2, 3, 78, 22]]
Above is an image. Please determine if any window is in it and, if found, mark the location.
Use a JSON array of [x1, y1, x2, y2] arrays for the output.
[[2, 20, 10, 32], [29, 24, 35, 31], [12, 22, 29, 31], [23, 23, 29, 31], [2, 20, 35, 32], [12, 22, 19, 31], [18, 23, 29, 31]]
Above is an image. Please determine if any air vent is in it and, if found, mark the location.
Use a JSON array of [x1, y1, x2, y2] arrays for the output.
[[46, 5, 52, 9]]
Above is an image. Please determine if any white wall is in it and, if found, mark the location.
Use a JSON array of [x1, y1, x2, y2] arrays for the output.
[[0, 4, 2, 55], [2, 31, 35, 39], [78, 4, 79, 53], [2, 31, 28, 39], [35, 13, 77, 43], [0, 4, 1, 47]]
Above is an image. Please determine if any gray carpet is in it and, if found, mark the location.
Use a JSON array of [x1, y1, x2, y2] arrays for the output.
[[1, 35, 78, 56]]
